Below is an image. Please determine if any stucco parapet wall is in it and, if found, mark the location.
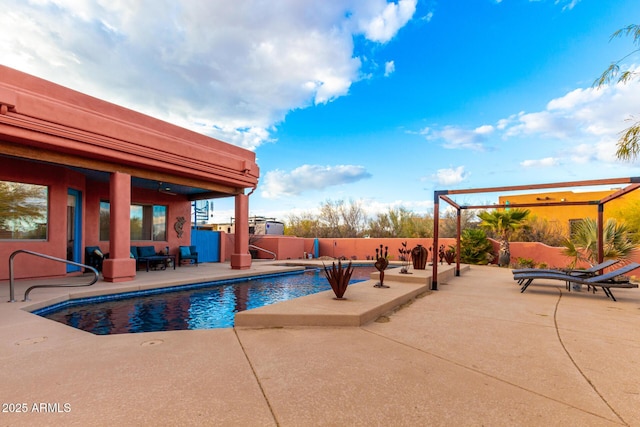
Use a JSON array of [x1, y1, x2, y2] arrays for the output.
[[0, 66, 258, 189]]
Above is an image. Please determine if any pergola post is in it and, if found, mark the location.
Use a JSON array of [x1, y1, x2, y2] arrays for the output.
[[597, 203, 604, 265], [456, 208, 461, 276], [432, 191, 446, 291]]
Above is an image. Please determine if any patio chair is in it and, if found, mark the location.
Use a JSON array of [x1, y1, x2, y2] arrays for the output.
[[512, 259, 620, 286], [179, 245, 198, 267], [513, 262, 640, 301], [85, 246, 105, 272]]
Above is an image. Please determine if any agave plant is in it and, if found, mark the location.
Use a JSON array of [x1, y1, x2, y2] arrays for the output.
[[323, 260, 354, 299], [562, 218, 637, 268]]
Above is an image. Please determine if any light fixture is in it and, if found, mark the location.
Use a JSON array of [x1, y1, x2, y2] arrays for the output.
[[157, 182, 177, 195]]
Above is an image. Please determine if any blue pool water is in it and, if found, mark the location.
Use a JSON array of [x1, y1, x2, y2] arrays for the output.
[[36, 266, 383, 335]]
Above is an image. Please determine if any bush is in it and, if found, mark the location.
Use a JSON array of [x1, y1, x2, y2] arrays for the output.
[[460, 229, 494, 265], [513, 257, 536, 269]]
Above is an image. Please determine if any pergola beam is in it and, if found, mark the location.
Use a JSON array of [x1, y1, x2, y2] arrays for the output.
[[431, 177, 640, 291]]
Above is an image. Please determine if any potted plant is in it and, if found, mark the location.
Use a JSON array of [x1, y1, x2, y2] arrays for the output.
[[323, 259, 354, 299]]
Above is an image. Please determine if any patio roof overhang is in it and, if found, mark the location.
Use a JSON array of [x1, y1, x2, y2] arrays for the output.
[[432, 177, 640, 290], [0, 65, 258, 199]]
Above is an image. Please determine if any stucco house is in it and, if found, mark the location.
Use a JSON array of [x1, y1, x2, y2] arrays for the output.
[[0, 65, 259, 282]]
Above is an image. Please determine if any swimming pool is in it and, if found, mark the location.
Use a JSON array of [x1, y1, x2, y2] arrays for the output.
[[35, 266, 383, 334]]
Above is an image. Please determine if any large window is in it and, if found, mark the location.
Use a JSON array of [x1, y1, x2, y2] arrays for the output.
[[0, 180, 48, 240], [100, 201, 167, 241]]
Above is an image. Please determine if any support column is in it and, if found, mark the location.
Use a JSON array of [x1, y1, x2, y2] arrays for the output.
[[456, 208, 461, 276], [231, 193, 252, 270], [432, 191, 442, 291], [102, 172, 136, 282], [597, 203, 604, 265]]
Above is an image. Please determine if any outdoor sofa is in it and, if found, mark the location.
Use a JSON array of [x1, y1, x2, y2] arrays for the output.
[[131, 246, 175, 272]]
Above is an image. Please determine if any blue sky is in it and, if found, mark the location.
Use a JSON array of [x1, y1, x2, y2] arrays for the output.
[[2, 0, 640, 223]]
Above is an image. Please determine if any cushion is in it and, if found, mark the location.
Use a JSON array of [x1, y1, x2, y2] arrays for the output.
[[179, 246, 191, 257], [93, 249, 104, 258], [130, 252, 136, 259], [138, 246, 156, 258]]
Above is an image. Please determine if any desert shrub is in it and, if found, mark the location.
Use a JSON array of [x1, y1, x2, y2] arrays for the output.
[[512, 257, 536, 269], [460, 229, 494, 265], [512, 215, 567, 246]]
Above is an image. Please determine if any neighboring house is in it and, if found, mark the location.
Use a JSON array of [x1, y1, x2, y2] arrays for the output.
[[215, 216, 284, 236], [498, 189, 640, 235], [0, 66, 259, 282]]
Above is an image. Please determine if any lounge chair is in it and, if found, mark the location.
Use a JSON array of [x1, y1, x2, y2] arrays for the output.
[[513, 259, 619, 276], [513, 262, 640, 301], [512, 259, 620, 287]]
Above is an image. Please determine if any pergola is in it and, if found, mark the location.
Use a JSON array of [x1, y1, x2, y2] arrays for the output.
[[432, 177, 640, 290]]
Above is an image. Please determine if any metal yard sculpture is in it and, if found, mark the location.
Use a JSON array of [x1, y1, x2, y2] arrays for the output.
[[374, 245, 390, 288], [323, 260, 354, 299]]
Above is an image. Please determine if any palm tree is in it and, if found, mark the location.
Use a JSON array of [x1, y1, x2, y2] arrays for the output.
[[562, 218, 637, 268], [460, 229, 494, 265], [478, 208, 530, 266]]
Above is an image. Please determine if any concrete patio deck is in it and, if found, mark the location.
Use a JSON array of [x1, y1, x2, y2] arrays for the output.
[[1, 262, 638, 426]]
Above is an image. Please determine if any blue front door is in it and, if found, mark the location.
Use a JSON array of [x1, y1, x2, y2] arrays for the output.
[[67, 189, 82, 273]]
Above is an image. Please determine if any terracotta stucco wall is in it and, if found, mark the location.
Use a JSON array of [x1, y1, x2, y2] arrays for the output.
[[0, 158, 85, 279], [84, 181, 193, 258], [0, 158, 195, 280], [221, 234, 638, 269]]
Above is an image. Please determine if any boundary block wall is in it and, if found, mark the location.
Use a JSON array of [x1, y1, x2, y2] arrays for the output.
[[219, 235, 632, 269]]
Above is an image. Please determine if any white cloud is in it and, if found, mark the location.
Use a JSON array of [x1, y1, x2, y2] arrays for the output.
[[424, 66, 640, 165], [555, 0, 581, 11], [504, 73, 640, 144], [384, 60, 395, 77], [520, 157, 559, 168], [0, 0, 416, 150], [358, 0, 417, 43], [422, 125, 493, 151], [261, 164, 372, 199], [433, 166, 469, 186]]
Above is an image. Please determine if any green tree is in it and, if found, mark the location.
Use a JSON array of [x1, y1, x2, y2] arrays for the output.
[[285, 213, 320, 238], [285, 200, 366, 237], [562, 218, 636, 268], [594, 24, 640, 161], [459, 229, 494, 265], [366, 207, 433, 238], [511, 215, 567, 247], [478, 208, 530, 266], [610, 199, 640, 243], [439, 209, 478, 238]]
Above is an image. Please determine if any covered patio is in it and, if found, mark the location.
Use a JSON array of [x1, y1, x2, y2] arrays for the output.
[[0, 66, 259, 282]]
